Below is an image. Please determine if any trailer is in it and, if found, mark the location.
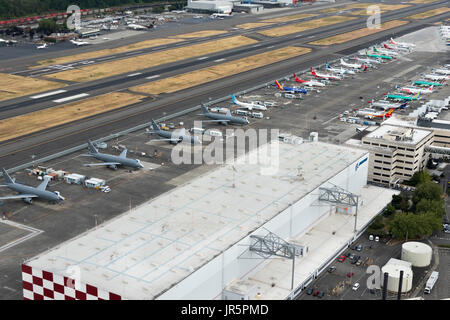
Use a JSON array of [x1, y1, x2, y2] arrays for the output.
[[424, 271, 438, 294]]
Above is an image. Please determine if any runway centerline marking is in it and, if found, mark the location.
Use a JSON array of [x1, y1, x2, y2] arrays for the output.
[[53, 93, 89, 103]]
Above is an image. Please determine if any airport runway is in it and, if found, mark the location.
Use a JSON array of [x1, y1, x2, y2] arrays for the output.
[[0, 0, 449, 170]]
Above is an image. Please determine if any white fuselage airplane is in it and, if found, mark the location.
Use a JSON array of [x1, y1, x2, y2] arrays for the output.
[[326, 63, 355, 75], [310, 67, 341, 80], [36, 43, 47, 49], [127, 23, 147, 30], [397, 85, 434, 95], [340, 59, 366, 70], [71, 39, 89, 46], [373, 46, 399, 56], [422, 73, 448, 81], [390, 38, 415, 48], [384, 43, 410, 53], [354, 56, 381, 65], [433, 68, 450, 75], [371, 100, 407, 110], [232, 94, 267, 111], [293, 73, 326, 87]]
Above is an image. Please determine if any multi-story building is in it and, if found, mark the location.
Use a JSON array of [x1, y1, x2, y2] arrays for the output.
[[362, 125, 433, 186]]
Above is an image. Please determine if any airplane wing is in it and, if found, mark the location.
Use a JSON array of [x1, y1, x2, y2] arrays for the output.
[[84, 162, 121, 167], [119, 149, 128, 158], [0, 194, 38, 200], [36, 176, 51, 191]]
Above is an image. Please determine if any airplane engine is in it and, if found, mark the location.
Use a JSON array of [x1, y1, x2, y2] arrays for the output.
[[23, 197, 32, 204], [108, 164, 118, 170]]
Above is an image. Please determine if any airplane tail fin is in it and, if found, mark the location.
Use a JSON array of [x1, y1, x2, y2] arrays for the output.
[[1, 168, 14, 184], [416, 92, 421, 99], [275, 80, 284, 91], [151, 119, 160, 131], [87, 140, 98, 154], [400, 103, 407, 109], [232, 94, 238, 104], [326, 62, 330, 69], [310, 67, 316, 76], [201, 104, 209, 114]]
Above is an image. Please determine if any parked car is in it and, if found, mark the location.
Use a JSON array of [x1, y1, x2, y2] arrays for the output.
[[356, 259, 363, 266], [328, 266, 337, 273], [349, 253, 355, 260], [306, 288, 314, 295], [352, 283, 360, 291], [317, 291, 325, 298], [375, 236, 379, 242], [338, 255, 346, 262], [347, 272, 354, 278], [356, 244, 363, 251], [313, 290, 319, 296]]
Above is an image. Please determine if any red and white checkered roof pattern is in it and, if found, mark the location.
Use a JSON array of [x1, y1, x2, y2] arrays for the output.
[[22, 264, 121, 300]]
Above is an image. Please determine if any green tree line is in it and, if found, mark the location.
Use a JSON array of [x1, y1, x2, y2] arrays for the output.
[[368, 170, 445, 240], [0, 0, 182, 20]]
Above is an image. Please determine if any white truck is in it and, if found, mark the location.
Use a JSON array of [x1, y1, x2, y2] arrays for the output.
[[424, 271, 439, 294]]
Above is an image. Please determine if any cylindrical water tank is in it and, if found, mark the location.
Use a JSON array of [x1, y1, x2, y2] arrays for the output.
[[310, 132, 318, 142], [381, 264, 413, 293], [401, 242, 432, 267]]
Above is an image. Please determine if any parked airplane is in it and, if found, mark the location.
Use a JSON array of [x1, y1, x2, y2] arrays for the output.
[[364, 50, 392, 60], [310, 67, 342, 80], [433, 67, 450, 75], [325, 62, 355, 75], [83, 140, 144, 169], [0, 168, 64, 204], [148, 120, 201, 144], [359, 108, 394, 119], [275, 80, 308, 94], [385, 92, 421, 101], [396, 85, 434, 95], [413, 80, 443, 87], [200, 104, 249, 125], [232, 94, 267, 110], [70, 39, 90, 46], [370, 100, 407, 110], [127, 23, 147, 30], [210, 12, 232, 19], [372, 46, 399, 56], [354, 56, 382, 65], [36, 43, 48, 49], [340, 59, 368, 71], [421, 73, 448, 81], [293, 73, 325, 87], [383, 43, 410, 53], [390, 38, 415, 48]]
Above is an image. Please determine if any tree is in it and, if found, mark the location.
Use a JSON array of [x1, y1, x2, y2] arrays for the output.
[[383, 204, 396, 217], [407, 169, 432, 187], [412, 181, 442, 204], [415, 198, 445, 218]]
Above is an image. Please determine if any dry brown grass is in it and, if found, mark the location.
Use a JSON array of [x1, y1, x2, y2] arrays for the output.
[[404, 7, 450, 19], [235, 22, 274, 29], [0, 74, 65, 102], [44, 36, 258, 83], [31, 38, 183, 69], [260, 13, 317, 23], [0, 92, 146, 142], [169, 30, 228, 38], [309, 20, 409, 45], [319, 7, 347, 13], [130, 46, 311, 95], [408, 0, 439, 3], [258, 15, 356, 37], [345, 3, 410, 10]]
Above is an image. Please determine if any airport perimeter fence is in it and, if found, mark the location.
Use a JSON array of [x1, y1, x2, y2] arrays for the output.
[[3, 53, 360, 175]]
